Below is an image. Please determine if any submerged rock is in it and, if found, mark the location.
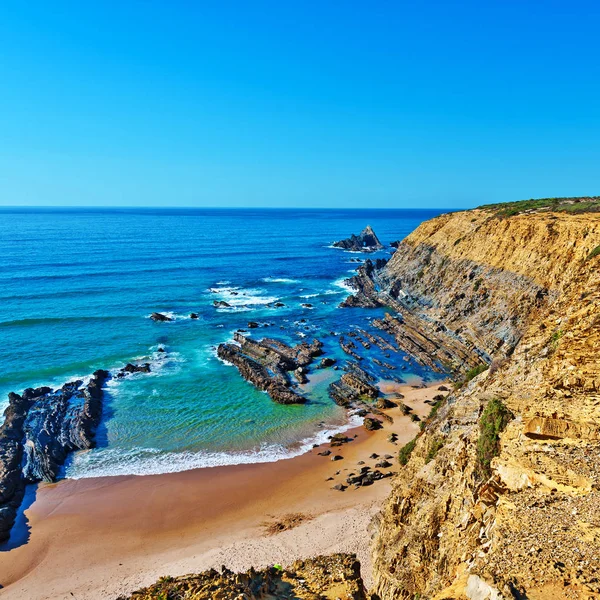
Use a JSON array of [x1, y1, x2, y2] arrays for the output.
[[213, 300, 231, 308], [150, 312, 173, 322]]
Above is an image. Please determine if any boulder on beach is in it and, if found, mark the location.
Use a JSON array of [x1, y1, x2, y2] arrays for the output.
[[364, 417, 383, 431]]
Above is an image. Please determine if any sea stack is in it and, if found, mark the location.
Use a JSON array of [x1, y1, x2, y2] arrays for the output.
[[333, 225, 384, 252]]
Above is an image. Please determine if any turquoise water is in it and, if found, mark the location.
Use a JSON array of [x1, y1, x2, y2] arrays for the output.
[[0, 208, 444, 478]]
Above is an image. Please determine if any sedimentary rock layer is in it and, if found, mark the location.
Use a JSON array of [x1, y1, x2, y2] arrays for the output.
[[371, 208, 600, 598], [0, 369, 109, 542], [217, 334, 324, 404]]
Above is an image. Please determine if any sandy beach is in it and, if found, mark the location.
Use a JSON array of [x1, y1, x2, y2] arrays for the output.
[[0, 381, 447, 600]]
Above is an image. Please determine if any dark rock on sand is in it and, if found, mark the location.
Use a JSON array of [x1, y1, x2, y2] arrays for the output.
[[331, 455, 344, 461], [364, 417, 383, 431], [329, 433, 353, 447], [333, 225, 384, 253], [318, 449, 332, 456], [376, 397, 397, 409]]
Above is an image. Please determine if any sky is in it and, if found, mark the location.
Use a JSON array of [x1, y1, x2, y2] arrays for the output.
[[0, 1, 599, 208]]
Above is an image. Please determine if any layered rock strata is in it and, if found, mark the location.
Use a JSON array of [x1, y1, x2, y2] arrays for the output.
[[370, 208, 600, 598], [217, 334, 324, 404], [0, 369, 109, 542]]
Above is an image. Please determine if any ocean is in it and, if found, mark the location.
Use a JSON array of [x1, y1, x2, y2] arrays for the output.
[[0, 207, 446, 478]]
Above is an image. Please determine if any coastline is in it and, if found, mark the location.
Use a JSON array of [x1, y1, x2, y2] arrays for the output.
[[0, 381, 446, 600]]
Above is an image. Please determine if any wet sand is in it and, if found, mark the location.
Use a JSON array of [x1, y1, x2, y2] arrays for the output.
[[0, 381, 447, 600]]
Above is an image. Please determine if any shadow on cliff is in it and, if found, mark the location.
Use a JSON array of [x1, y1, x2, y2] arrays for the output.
[[0, 484, 38, 552]]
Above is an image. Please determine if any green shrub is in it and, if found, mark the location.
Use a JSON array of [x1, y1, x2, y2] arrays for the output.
[[478, 196, 600, 218], [425, 437, 444, 464], [473, 278, 483, 291], [587, 245, 600, 261], [398, 437, 417, 466], [465, 363, 489, 383], [550, 329, 564, 351], [476, 399, 514, 480]]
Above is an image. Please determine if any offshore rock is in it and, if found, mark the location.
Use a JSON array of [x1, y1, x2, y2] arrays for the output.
[[217, 334, 324, 404], [149, 312, 173, 322], [333, 225, 384, 252]]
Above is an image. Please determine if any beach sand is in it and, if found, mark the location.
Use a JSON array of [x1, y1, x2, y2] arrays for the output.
[[0, 381, 447, 600]]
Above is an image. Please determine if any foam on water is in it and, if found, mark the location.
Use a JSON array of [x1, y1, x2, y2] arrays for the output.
[[64, 413, 364, 479], [261, 277, 300, 283]]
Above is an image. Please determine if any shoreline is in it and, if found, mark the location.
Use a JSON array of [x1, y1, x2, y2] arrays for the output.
[[0, 381, 447, 600]]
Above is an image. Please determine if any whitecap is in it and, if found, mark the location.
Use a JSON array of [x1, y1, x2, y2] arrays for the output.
[[64, 414, 364, 479], [261, 277, 300, 283]]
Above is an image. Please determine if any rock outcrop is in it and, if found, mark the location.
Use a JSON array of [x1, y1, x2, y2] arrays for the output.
[[333, 225, 384, 252], [0, 369, 109, 541], [217, 334, 324, 404], [119, 553, 367, 600], [369, 204, 600, 599], [150, 312, 173, 322]]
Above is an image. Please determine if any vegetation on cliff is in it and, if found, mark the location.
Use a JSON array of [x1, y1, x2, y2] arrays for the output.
[[479, 195, 600, 217], [475, 399, 513, 481]]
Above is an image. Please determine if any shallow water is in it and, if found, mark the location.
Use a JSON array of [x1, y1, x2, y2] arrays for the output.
[[0, 208, 446, 477]]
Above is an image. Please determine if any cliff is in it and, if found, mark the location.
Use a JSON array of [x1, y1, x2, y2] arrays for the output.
[[113, 199, 600, 599], [370, 204, 600, 599]]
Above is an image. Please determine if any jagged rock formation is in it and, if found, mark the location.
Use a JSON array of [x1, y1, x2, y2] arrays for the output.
[[370, 206, 600, 598], [119, 553, 367, 600], [0, 369, 109, 542], [0, 356, 160, 543], [328, 363, 379, 407], [333, 225, 384, 252], [217, 334, 324, 404]]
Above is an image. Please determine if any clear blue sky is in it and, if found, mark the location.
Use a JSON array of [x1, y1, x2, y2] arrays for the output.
[[1, 1, 599, 208]]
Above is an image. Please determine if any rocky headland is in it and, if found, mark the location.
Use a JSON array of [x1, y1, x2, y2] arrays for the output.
[[124, 197, 600, 599], [0, 358, 161, 543]]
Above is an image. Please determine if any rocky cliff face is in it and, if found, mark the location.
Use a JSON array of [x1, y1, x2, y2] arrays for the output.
[[370, 207, 600, 599]]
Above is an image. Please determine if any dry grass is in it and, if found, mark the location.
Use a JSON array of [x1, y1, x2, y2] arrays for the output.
[[263, 512, 313, 536]]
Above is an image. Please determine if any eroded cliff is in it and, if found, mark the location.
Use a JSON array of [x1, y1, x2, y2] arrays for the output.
[[370, 205, 600, 599]]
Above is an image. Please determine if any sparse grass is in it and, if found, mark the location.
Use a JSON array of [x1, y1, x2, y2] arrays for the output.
[[587, 245, 600, 261], [425, 437, 444, 464], [550, 329, 564, 351], [263, 513, 312, 535], [473, 278, 483, 291], [465, 363, 488, 383], [476, 399, 514, 481], [478, 196, 600, 218], [398, 437, 417, 466]]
